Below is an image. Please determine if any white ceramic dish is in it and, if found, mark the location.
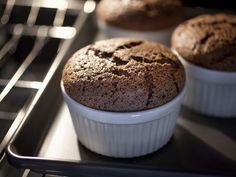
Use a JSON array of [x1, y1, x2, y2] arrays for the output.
[[174, 50, 236, 118], [97, 19, 173, 46], [61, 82, 186, 158]]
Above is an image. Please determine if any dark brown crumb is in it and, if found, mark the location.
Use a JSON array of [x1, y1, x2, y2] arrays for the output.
[[172, 13, 236, 71], [62, 38, 185, 112], [97, 0, 184, 31]]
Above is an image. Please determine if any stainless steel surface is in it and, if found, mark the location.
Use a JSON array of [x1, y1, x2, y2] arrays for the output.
[[0, 154, 46, 177], [39, 103, 80, 160], [0, 0, 86, 176], [2, 1, 236, 177], [0, 34, 20, 62], [0, 154, 24, 177], [0, 0, 82, 156], [0, 35, 46, 102], [6, 9, 236, 177], [1, 0, 15, 24], [38, 101, 236, 164]]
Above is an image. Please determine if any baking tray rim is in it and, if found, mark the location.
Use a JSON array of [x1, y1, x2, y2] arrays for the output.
[[4, 5, 236, 177], [6, 144, 228, 177]]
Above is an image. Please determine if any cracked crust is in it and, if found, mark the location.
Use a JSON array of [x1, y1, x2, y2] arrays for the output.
[[97, 0, 184, 31], [62, 38, 185, 112], [171, 13, 236, 71]]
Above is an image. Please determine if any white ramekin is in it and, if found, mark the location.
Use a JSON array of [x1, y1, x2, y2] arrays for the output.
[[97, 19, 174, 46], [174, 50, 236, 118], [61, 82, 185, 158]]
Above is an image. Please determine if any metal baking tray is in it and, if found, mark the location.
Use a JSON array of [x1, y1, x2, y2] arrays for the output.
[[0, 0, 96, 159], [5, 4, 236, 177], [6, 100, 236, 177]]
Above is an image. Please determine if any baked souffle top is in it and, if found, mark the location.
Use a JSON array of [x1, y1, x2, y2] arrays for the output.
[[97, 0, 184, 31], [172, 13, 236, 71], [62, 38, 185, 112]]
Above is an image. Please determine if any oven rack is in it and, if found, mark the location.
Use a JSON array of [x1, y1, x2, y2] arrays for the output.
[[0, 0, 90, 157]]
